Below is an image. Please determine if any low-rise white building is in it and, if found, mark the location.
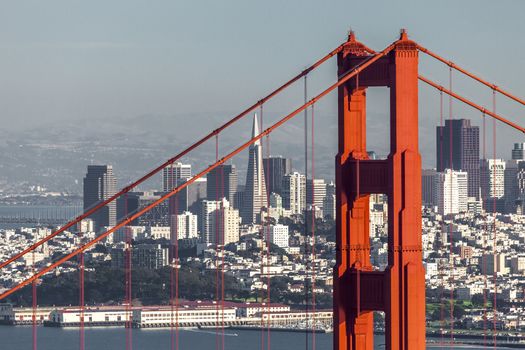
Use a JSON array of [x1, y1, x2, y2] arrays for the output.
[[47, 306, 134, 326], [0, 303, 52, 325], [133, 301, 237, 328]]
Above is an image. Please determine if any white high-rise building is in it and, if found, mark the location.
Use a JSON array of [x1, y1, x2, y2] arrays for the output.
[[163, 162, 192, 191], [282, 172, 306, 215], [435, 169, 468, 215], [307, 179, 327, 208], [201, 199, 240, 245], [171, 211, 198, 240], [263, 224, 289, 248], [480, 159, 506, 200], [221, 204, 240, 245]]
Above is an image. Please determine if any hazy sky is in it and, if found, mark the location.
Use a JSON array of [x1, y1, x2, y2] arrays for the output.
[[1, 0, 524, 164]]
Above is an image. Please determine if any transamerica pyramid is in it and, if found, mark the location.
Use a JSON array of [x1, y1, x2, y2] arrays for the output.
[[241, 113, 268, 223]]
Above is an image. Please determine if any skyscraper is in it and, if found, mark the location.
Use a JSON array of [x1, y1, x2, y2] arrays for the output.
[[83, 165, 117, 230], [421, 169, 437, 206], [435, 169, 468, 216], [282, 172, 306, 215], [306, 178, 327, 208], [206, 164, 238, 206], [436, 119, 480, 198], [162, 162, 192, 192], [480, 158, 506, 211], [241, 114, 268, 223], [504, 160, 523, 213], [323, 181, 336, 219], [263, 156, 292, 196]]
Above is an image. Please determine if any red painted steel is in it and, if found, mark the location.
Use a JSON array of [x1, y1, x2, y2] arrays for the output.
[[79, 232, 85, 350], [334, 30, 426, 350], [311, 103, 317, 350]]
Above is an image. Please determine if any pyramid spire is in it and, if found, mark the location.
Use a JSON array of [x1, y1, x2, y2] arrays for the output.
[[242, 112, 267, 223], [251, 113, 261, 146]]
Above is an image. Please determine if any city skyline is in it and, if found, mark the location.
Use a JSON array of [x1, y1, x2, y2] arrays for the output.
[[1, 4, 525, 348]]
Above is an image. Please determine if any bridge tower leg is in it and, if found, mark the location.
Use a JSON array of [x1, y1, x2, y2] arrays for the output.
[[334, 30, 426, 350]]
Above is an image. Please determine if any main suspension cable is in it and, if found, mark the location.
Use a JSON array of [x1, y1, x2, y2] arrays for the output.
[[0, 44, 397, 302], [417, 44, 525, 108], [0, 43, 347, 271], [418, 76, 525, 133]]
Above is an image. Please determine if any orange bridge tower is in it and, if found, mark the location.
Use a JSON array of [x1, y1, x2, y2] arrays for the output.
[[334, 30, 426, 350]]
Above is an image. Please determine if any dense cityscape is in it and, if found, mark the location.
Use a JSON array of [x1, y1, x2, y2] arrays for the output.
[[0, 112, 524, 340]]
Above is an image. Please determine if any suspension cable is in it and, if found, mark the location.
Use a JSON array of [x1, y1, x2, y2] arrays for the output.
[[175, 193, 180, 350], [448, 67, 455, 346], [310, 103, 316, 350], [261, 103, 271, 350], [220, 135, 225, 350], [303, 74, 309, 350], [215, 133, 220, 350], [258, 106, 266, 350], [438, 90, 445, 347], [492, 89, 498, 349], [0, 43, 347, 272], [125, 192, 132, 350], [32, 247, 37, 350], [418, 75, 525, 133], [0, 44, 398, 302], [79, 227, 85, 350], [482, 110, 488, 347], [417, 44, 525, 108]]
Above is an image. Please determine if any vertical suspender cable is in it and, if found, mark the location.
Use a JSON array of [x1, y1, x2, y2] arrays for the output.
[[215, 134, 220, 350], [170, 190, 175, 350], [220, 140, 225, 350], [175, 193, 180, 350], [482, 110, 488, 347], [438, 90, 446, 347], [492, 89, 497, 349], [258, 104, 267, 350], [448, 67, 455, 347], [303, 74, 309, 350], [310, 103, 316, 350], [32, 248, 37, 350], [79, 227, 85, 350], [125, 192, 132, 350], [261, 103, 271, 350]]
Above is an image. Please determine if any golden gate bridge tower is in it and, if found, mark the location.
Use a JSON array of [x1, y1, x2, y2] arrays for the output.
[[334, 30, 425, 350]]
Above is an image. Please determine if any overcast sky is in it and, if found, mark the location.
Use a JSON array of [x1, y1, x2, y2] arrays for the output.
[[0, 0, 524, 166]]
